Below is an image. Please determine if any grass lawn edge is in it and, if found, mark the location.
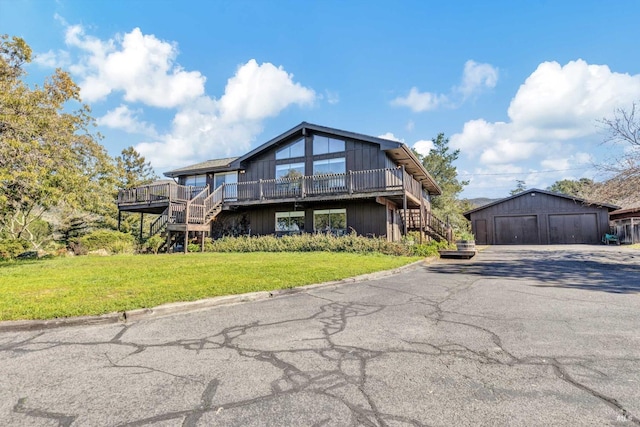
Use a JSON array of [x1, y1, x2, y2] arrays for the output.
[[0, 257, 432, 332]]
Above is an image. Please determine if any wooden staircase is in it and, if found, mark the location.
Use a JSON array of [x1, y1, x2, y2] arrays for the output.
[[401, 209, 451, 242], [148, 185, 224, 252]]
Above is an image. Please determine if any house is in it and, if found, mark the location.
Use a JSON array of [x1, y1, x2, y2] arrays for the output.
[[609, 206, 640, 244], [117, 122, 448, 252], [463, 189, 619, 245]]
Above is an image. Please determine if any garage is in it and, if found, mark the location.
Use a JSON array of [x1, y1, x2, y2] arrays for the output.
[[464, 189, 618, 245], [495, 215, 539, 245], [548, 213, 599, 244]]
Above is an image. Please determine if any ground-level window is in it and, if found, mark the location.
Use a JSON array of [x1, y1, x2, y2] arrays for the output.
[[314, 209, 347, 235], [276, 211, 305, 234]]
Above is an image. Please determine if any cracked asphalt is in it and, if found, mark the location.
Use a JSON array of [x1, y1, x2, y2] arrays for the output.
[[1, 245, 639, 426]]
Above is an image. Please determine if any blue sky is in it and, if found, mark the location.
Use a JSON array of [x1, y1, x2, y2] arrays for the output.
[[2, 0, 640, 198]]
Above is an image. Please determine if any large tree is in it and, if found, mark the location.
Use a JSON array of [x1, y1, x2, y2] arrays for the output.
[[595, 102, 640, 205], [547, 178, 594, 197], [414, 133, 470, 234], [0, 35, 112, 247]]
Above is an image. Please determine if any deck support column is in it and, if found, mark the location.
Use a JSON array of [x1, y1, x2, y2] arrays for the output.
[[117, 210, 122, 231], [166, 230, 171, 253], [184, 231, 188, 253], [201, 231, 205, 252], [401, 165, 407, 237], [419, 195, 424, 244], [139, 213, 144, 242]]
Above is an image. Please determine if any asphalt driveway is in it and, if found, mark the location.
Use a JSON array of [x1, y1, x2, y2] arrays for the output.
[[1, 245, 639, 426]]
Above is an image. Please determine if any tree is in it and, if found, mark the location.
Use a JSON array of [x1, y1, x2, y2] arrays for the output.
[[596, 102, 640, 205], [110, 147, 158, 235], [414, 133, 470, 234], [0, 35, 112, 247], [547, 178, 594, 197], [116, 146, 157, 189], [510, 180, 527, 196]]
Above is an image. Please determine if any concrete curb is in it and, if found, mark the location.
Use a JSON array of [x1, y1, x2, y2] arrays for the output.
[[0, 258, 431, 333]]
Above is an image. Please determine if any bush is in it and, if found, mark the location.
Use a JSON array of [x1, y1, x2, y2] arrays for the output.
[[187, 243, 201, 253], [79, 230, 135, 254], [203, 234, 414, 256], [144, 235, 164, 254], [410, 240, 451, 257], [0, 238, 29, 260]]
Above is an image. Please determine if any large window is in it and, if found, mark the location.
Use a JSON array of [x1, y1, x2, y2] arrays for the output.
[[276, 162, 305, 180], [313, 136, 345, 155], [276, 211, 305, 234], [312, 158, 346, 191], [184, 174, 207, 187], [313, 158, 345, 175], [314, 209, 347, 235], [275, 138, 305, 160]]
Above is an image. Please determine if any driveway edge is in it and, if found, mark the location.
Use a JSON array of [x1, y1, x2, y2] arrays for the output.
[[0, 257, 431, 332]]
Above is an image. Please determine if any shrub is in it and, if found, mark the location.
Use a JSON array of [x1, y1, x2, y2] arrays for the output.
[[410, 240, 451, 257], [79, 230, 135, 254], [0, 238, 29, 260], [187, 243, 201, 253], [203, 234, 414, 256], [144, 235, 164, 254]]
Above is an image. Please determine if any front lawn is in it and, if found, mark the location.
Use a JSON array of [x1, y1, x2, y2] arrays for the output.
[[0, 252, 420, 321]]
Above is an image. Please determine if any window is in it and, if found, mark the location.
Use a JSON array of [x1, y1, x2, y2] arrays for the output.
[[312, 158, 346, 192], [275, 138, 305, 160], [314, 209, 347, 235], [276, 162, 305, 180], [184, 174, 207, 187], [313, 135, 345, 155], [313, 158, 345, 175], [214, 171, 238, 200], [276, 212, 305, 234]]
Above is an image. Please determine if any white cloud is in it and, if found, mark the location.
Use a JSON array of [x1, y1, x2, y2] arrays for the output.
[[138, 59, 316, 169], [455, 60, 499, 98], [412, 140, 434, 157], [391, 87, 448, 112], [63, 25, 206, 107], [378, 132, 404, 142], [452, 59, 640, 168], [33, 49, 70, 68], [44, 21, 317, 170], [325, 90, 340, 105], [391, 60, 498, 112], [219, 59, 315, 122], [97, 105, 157, 136]]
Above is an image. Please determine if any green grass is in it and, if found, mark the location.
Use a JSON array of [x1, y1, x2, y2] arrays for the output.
[[0, 252, 420, 321]]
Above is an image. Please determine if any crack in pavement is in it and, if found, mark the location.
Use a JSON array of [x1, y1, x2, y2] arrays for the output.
[[2, 248, 639, 425]]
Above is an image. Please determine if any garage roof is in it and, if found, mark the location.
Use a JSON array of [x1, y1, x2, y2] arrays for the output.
[[463, 188, 620, 220]]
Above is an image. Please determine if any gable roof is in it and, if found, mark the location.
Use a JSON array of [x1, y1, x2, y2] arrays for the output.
[[164, 157, 239, 178], [237, 122, 441, 194], [463, 188, 620, 219]]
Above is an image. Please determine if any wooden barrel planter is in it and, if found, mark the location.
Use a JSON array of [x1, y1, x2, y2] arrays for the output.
[[455, 240, 476, 252]]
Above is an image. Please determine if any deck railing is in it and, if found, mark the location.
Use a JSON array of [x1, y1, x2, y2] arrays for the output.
[[117, 183, 207, 205], [222, 167, 419, 203]]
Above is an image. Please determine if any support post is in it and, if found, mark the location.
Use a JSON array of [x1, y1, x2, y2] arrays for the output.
[[184, 231, 188, 254], [419, 195, 424, 244], [201, 231, 205, 252], [401, 165, 407, 237], [139, 213, 144, 242], [117, 210, 122, 231]]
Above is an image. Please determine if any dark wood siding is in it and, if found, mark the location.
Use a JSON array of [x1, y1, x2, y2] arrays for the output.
[[231, 200, 387, 238], [468, 191, 610, 245]]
